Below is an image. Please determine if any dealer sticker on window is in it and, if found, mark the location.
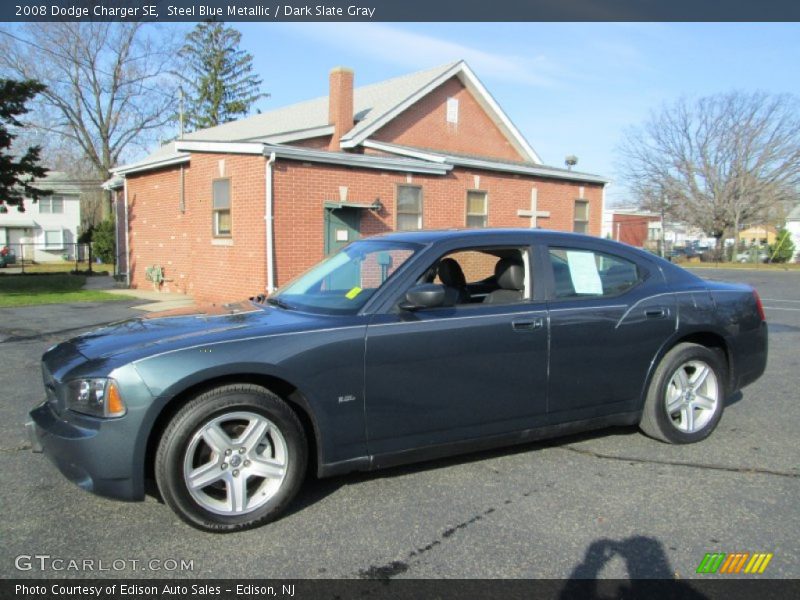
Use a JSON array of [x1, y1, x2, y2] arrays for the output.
[[345, 287, 362, 300]]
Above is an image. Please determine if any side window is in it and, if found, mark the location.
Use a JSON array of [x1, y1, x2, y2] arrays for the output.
[[397, 185, 422, 231], [213, 179, 231, 237], [424, 246, 530, 306], [549, 247, 640, 299]]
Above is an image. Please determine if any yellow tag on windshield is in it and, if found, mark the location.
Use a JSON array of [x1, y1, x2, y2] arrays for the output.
[[345, 287, 362, 300]]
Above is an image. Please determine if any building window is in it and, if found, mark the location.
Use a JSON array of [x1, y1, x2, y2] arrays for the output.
[[573, 200, 589, 234], [39, 196, 64, 214], [397, 185, 422, 230], [466, 191, 488, 228], [446, 97, 459, 124], [44, 229, 64, 249], [212, 179, 231, 237]]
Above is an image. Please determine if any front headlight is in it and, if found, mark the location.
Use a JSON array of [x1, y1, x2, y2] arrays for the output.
[[65, 378, 126, 418]]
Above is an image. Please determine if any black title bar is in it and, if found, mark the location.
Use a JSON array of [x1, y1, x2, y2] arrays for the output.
[[4, 579, 800, 600], [3, 0, 800, 22]]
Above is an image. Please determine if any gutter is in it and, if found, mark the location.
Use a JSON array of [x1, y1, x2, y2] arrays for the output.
[[123, 177, 131, 287], [363, 140, 608, 185], [111, 153, 190, 176], [173, 140, 451, 175], [265, 152, 277, 293]]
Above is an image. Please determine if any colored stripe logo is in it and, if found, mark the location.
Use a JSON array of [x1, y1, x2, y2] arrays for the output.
[[696, 552, 773, 574]]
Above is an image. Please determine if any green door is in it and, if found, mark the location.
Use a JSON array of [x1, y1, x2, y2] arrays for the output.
[[324, 207, 361, 255], [324, 207, 362, 291]]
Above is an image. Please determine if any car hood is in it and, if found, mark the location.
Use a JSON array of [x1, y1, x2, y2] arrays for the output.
[[66, 302, 329, 361]]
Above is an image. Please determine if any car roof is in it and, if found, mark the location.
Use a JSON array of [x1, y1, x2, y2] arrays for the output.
[[367, 228, 649, 249], [365, 228, 698, 282]]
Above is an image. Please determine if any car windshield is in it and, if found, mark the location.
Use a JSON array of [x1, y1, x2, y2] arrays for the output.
[[270, 240, 421, 314]]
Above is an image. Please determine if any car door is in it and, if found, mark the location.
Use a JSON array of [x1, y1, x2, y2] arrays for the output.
[[544, 242, 676, 417], [363, 243, 549, 458]]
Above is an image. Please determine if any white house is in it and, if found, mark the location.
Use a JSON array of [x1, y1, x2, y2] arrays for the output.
[[0, 172, 97, 263], [786, 204, 800, 262]]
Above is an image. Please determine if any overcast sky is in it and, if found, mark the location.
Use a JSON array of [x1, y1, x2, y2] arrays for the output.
[[235, 22, 800, 205]]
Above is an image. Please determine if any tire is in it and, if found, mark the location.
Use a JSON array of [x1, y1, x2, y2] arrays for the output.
[[155, 384, 307, 532], [640, 343, 727, 444]]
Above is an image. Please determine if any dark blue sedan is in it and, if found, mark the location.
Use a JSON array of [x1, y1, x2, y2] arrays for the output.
[[28, 229, 768, 531]]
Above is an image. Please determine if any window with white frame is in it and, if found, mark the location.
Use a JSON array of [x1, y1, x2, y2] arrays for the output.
[[397, 185, 422, 230], [39, 196, 64, 214], [573, 200, 589, 234], [446, 97, 459, 124], [44, 229, 64, 249], [212, 179, 231, 237], [466, 191, 488, 228]]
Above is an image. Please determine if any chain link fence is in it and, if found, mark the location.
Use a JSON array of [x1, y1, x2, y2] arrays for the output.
[[0, 242, 113, 274]]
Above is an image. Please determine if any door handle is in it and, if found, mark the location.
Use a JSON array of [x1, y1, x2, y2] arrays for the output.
[[512, 318, 543, 331], [645, 308, 667, 319]]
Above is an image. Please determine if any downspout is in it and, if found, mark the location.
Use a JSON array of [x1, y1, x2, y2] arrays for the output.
[[123, 177, 131, 287], [113, 190, 119, 277], [265, 152, 277, 293]]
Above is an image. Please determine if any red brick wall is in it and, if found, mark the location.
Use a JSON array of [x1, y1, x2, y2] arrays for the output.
[[126, 154, 603, 303], [270, 161, 602, 289], [612, 213, 659, 248], [126, 153, 268, 303], [372, 76, 527, 163], [290, 136, 333, 150]]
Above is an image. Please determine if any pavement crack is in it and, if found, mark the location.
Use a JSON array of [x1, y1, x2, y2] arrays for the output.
[[357, 506, 497, 580], [562, 445, 799, 479], [0, 443, 32, 453]]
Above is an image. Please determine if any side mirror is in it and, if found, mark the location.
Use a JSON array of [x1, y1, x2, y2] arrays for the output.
[[399, 283, 457, 311]]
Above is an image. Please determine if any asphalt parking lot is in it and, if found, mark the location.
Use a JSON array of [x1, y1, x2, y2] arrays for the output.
[[1, 268, 798, 581]]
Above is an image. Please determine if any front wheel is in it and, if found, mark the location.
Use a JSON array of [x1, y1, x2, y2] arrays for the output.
[[155, 384, 307, 532], [640, 343, 726, 444]]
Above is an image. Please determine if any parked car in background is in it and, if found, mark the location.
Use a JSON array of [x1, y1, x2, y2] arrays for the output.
[[668, 246, 698, 262], [736, 248, 769, 263], [0, 246, 17, 268], [28, 229, 768, 531]]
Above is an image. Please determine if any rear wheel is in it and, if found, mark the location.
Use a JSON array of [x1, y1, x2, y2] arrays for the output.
[[640, 343, 726, 444], [155, 384, 307, 532]]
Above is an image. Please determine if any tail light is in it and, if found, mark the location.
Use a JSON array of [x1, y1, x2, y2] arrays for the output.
[[753, 289, 766, 322]]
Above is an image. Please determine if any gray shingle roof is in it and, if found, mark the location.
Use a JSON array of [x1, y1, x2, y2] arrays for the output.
[[183, 62, 460, 143]]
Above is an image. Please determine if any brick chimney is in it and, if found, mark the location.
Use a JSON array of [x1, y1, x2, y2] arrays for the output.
[[328, 67, 354, 151]]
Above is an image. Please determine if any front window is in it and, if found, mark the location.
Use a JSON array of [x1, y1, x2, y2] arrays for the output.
[[39, 196, 64, 214], [466, 191, 488, 228], [271, 240, 420, 314], [44, 229, 64, 249], [573, 200, 589, 233], [213, 179, 231, 236], [396, 185, 422, 230]]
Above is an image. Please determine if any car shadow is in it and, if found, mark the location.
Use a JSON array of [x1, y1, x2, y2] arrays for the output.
[[558, 535, 709, 598], [281, 425, 642, 520]]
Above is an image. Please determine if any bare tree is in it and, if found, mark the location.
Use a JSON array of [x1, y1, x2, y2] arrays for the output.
[[617, 92, 800, 251], [0, 23, 180, 213]]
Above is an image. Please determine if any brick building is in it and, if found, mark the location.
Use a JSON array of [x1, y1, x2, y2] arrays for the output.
[[603, 208, 662, 249], [108, 61, 608, 303]]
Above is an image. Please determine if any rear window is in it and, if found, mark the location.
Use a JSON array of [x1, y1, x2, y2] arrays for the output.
[[549, 248, 641, 299]]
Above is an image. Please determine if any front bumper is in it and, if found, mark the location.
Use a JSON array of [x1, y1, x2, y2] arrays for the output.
[[27, 401, 143, 501]]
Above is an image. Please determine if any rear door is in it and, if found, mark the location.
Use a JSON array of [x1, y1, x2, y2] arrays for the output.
[[544, 242, 676, 417]]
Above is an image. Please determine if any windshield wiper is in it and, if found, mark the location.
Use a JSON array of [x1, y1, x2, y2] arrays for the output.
[[266, 297, 293, 310]]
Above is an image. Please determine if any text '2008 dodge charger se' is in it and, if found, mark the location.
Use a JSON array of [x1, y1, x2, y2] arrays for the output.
[[27, 229, 767, 531]]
